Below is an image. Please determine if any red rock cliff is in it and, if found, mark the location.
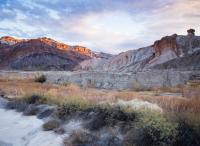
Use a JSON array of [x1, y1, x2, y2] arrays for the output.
[[153, 34, 178, 56]]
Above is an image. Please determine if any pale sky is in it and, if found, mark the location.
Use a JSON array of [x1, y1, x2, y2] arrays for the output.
[[0, 0, 200, 54]]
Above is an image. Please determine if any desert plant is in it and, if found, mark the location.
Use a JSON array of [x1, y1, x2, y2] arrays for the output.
[[22, 94, 47, 104], [34, 74, 46, 83], [64, 129, 97, 146], [43, 119, 61, 131], [174, 121, 200, 146], [136, 111, 178, 146], [170, 112, 200, 146], [57, 101, 95, 120]]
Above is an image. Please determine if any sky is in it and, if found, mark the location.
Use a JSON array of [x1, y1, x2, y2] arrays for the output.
[[0, 0, 200, 54]]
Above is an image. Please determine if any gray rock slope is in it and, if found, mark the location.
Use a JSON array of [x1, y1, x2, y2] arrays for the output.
[[79, 29, 200, 73]]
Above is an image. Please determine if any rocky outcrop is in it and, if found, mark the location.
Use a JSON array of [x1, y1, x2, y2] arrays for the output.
[[0, 36, 23, 45], [187, 29, 195, 36], [74, 52, 113, 71], [102, 47, 155, 72], [62, 70, 197, 89], [154, 34, 178, 56], [0, 29, 199, 73], [0, 70, 199, 89], [75, 29, 200, 73], [0, 37, 99, 70], [99, 29, 200, 72], [72, 46, 94, 57], [153, 51, 200, 70]]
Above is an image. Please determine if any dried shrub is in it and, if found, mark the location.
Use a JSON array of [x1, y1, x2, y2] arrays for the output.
[[34, 74, 46, 83], [64, 129, 97, 146], [43, 120, 61, 131]]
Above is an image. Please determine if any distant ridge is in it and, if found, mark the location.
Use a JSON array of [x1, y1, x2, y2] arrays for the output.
[[0, 36, 111, 70], [0, 29, 200, 71], [78, 29, 200, 72]]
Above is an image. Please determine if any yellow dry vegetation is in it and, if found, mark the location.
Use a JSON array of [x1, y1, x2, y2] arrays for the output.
[[0, 78, 199, 113]]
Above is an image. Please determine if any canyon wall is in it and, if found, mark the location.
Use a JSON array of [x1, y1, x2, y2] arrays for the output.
[[0, 36, 103, 71], [80, 29, 200, 73], [0, 70, 199, 90]]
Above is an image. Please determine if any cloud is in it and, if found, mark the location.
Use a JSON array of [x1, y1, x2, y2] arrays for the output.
[[143, 0, 200, 36], [60, 11, 148, 53], [0, 0, 200, 54]]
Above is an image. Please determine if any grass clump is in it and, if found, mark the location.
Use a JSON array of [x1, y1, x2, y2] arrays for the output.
[[34, 74, 46, 83], [22, 94, 47, 104], [6, 94, 47, 111], [64, 129, 97, 146], [57, 101, 96, 120], [83, 106, 136, 131]]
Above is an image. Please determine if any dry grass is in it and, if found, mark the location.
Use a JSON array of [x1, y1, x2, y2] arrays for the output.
[[0, 78, 199, 113], [64, 129, 95, 146], [0, 78, 116, 105], [114, 83, 200, 113], [115, 91, 200, 113], [1, 77, 200, 145], [182, 85, 200, 99]]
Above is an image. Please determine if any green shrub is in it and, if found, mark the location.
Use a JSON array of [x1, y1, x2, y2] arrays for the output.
[[22, 94, 47, 104], [136, 111, 178, 146], [57, 102, 93, 120], [172, 112, 200, 146], [175, 121, 200, 146], [34, 74, 46, 83]]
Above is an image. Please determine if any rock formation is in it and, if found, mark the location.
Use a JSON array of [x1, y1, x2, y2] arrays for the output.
[[0, 37, 111, 70], [187, 28, 195, 36], [0, 36, 23, 45], [0, 29, 200, 89], [153, 34, 178, 56], [95, 29, 200, 72], [0, 29, 199, 72]]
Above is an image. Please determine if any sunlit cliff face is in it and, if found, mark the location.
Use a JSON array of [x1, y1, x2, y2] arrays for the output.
[[38, 37, 70, 50], [38, 38, 93, 56], [0, 36, 23, 45], [0, 36, 94, 58]]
